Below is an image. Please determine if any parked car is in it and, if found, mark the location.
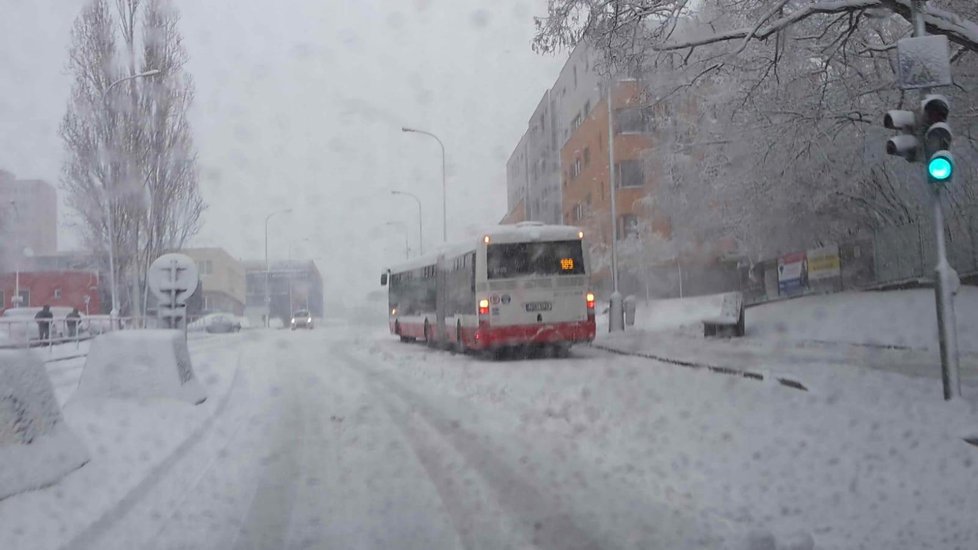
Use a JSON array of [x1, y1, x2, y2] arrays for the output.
[[291, 310, 314, 330]]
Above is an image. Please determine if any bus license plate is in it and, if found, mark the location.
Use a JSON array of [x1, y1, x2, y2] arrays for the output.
[[525, 302, 552, 312]]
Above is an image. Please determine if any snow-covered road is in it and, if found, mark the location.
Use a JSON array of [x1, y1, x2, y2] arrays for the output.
[[5, 324, 978, 550]]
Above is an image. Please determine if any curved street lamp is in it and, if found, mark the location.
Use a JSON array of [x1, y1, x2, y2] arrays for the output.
[[385, 221, 410, 259], [99, 68, 162, 320], [390, 190, 423, 255], [264, 208, 292, 326], [401, 127, 447, 243]]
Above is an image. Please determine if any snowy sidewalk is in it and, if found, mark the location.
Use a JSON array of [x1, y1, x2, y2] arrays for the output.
[[596, 288, 978, 393], [0, 333, 246, 550]]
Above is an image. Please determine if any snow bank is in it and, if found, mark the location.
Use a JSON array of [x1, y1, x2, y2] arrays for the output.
[[0, 350, 89, 500], [748, 287, 978, 352], [73, 330, 207, 405], [616, 292, 738, 332]]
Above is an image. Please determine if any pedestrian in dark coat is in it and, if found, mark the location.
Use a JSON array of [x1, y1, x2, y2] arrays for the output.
[[66, 308, 82, 338], [35, 305, 54, 343]]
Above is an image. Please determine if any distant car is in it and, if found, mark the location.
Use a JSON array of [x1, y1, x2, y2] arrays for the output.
[[291, 310, 314, 330], [203, 313, 242, 334]]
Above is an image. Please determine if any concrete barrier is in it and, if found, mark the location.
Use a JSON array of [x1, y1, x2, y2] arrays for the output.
[[0, 350, 90, 500], [73, 330, 207, 405]]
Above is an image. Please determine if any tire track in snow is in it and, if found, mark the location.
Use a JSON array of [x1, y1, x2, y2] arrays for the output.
[[341, 344, 602, 550]]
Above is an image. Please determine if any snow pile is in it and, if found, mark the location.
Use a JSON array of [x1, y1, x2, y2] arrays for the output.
[[0, 350, 89, 500], [609, 292, 738, 332], [748, 287, 978, 352], [73, 330, 207, 405]]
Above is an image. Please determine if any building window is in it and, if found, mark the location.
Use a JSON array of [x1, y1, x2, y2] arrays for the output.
[[572, 113, 582, 130], [0, 290, 4, 307], [17, 290, 29, 307], [616, 160, 644, 188], [619, 215, 640, 240], [571, 203, 584, 222], [53, 288, 62, 299], [616, 107, 649, 133], [573, 157, 582, 179], [583, 147, 590, 167]]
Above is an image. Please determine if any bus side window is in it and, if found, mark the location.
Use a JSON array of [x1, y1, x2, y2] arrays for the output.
[[470, 252, 476, 293]]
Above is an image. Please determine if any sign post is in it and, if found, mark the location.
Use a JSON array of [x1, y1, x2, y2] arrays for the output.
[[147, 254, 199, 332]]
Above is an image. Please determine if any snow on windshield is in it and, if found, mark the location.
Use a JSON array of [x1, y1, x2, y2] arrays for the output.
[[2, 0, 978, 548]]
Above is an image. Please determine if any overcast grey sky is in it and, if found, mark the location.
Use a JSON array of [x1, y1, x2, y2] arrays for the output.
[[0, 0, 566, 307]]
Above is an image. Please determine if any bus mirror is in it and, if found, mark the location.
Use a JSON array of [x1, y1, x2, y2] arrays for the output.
[[380, 273, 388, 286]]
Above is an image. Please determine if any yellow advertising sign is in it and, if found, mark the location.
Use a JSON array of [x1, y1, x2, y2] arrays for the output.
[[807, 245, 841, 280]]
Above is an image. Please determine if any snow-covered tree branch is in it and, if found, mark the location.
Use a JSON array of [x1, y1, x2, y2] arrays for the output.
[[535, 0, 978, 260]]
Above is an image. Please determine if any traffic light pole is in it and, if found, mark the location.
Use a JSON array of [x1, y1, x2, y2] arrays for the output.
[[913, 0, 961, 399]]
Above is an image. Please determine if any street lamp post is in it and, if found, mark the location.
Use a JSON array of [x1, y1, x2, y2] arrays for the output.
[[401, 127, 447, 243], [264, 208, 292, 326], [8, 200, 21, 308], [391, 190, 423, 255], [385, 222, 410, 259], [99, 69, 161, 321], [605, 81, 624, 332], [288, 238, 311, 314]]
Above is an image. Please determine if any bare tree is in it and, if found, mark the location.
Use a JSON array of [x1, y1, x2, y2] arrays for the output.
[[60, 0, 203, 315]]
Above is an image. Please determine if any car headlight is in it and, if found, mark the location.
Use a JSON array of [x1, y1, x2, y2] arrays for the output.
[[291, 318, 296, 324]]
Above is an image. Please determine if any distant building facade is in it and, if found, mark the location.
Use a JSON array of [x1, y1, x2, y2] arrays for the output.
[[244, 260, 324, 324], [0, 170, 58, 264], [0, 271, 101, 314], [504, 45, 604, 226], [181, 248, 246, 315]]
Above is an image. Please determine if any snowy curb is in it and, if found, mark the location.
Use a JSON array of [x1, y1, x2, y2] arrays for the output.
[[592, 343, 809, 392]]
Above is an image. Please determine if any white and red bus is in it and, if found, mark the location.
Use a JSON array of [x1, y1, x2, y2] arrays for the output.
[[380, 222, 596, 353]]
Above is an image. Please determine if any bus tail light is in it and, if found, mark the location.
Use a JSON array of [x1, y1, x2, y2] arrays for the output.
[[586, 292, 595, 311], [478, 298, 490, 316]]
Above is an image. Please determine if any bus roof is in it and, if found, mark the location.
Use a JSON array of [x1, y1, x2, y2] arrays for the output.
[[384, 222, 584, 274]]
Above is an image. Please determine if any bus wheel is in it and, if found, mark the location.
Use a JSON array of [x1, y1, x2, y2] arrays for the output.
[[456, 322, 467, 354]]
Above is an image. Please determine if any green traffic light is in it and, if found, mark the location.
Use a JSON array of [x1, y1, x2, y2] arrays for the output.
[[928, 155, 953, 181]]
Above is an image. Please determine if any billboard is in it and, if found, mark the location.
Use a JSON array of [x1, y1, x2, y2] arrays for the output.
[[778, 252, 807, 295], [807, 245, 841, 281]]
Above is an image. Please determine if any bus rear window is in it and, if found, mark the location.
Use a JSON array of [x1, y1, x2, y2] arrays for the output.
[[487, 240, 585, 279]]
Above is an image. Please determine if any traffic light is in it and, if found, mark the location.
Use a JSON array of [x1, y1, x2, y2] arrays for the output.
[[884, 109, 919, 162], [884, 94, 954, 184], [921, 94, 954, 183]]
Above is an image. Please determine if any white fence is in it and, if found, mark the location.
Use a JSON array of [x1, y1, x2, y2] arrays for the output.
[[0, 315, 225, 351]]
